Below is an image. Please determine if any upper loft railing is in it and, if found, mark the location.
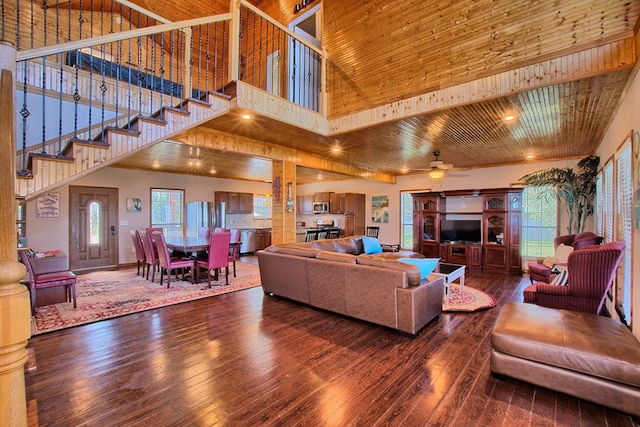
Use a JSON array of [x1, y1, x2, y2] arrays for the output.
[[3, 0, 325, 174]]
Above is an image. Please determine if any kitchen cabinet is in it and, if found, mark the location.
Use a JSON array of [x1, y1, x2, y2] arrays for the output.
[[215, 191, 253, 214], [330, 193, 346, 214], [314, 192, 332, 203], [296, 195, 314, 214], [342, 193, 365, 236], [255, 229, 272, 250]]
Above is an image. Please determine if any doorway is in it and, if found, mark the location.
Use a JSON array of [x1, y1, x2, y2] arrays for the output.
[[287, 4, 321, 110], [69, 186, 118, 270]]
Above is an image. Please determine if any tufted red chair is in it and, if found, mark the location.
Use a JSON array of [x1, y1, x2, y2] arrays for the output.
[[196, 231, 231, 288], [523, 241, 625, 315], [153, 231, 195, 288], [19, 250, 77, 315], [528, 231, 603, 283]]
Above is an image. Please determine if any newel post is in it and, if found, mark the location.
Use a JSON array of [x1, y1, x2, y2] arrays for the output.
[[0, 41, 31, 427], [229, 0, 241, 82]]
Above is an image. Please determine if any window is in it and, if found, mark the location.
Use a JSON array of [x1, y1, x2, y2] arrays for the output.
[[254, 194, 272, 218], [615, 141, 632, 325], [89, 202, 101, 244], [400, 192, 414, 249], [150, 188, 184, 237], [522, 186, 557, 257], [603, 160, 614, 242]]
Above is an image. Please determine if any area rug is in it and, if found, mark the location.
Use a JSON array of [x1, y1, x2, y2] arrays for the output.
[[443, 284, 497, 312], [31, 262, 262, 335]]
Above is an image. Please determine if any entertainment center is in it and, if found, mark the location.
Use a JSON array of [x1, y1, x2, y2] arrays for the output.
[[412, 188, 522, 274]]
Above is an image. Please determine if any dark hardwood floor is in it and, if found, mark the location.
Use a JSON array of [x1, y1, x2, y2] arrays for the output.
[[25, 259, 639, 426]]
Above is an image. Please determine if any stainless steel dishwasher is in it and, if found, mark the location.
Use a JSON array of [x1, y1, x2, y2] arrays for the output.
[[240, 229, 257, 253]]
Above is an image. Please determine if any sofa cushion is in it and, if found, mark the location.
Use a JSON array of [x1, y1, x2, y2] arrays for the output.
[[356, 254, 421, 286], [362, 236, 383, 254], [266, 245, 319, 257], [550, 269, 569, 286], [316, 251, 357, 264], [333, 238, 360, 254], [397, 258, 440, 279], [311, 239, 338, 252]]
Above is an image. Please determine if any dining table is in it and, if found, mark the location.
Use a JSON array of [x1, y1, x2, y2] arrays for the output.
[[163, 236, 210, 253]]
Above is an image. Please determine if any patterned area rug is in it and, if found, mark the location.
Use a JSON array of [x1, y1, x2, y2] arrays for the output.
[[31, 262, 262, 335], [443, 284, 497, 312]]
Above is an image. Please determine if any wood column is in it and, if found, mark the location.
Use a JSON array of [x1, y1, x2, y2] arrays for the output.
[[0, 41, 30, 427], [271, 160, 296, 245]]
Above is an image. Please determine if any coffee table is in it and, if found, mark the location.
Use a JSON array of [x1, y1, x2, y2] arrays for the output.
[[432, 263, 466, 300]]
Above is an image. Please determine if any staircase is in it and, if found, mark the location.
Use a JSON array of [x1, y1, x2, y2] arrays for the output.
[[15, 93, 231, 201]]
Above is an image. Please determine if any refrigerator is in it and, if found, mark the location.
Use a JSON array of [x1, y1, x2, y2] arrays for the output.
[[185, 201, 213, 237], [213, 201, 227, 231]]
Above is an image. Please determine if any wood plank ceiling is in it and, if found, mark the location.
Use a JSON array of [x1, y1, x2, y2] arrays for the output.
[[108, 0, 640, 184]]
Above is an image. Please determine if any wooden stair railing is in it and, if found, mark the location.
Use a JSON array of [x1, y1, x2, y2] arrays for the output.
[[15, 92, 231, 201]]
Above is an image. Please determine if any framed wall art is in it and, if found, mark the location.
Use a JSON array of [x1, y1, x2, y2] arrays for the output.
[[36, 192, 60, 218], [371, 195, 389, 223], [126, 197, 143, 212]]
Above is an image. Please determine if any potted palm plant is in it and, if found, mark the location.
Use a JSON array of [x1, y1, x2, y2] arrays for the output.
[[520, 155, 600, 234]]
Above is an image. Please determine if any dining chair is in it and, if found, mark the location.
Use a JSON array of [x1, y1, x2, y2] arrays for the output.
[[199, 227, 211, 239], [19, 250, 77, 315], [228, 228, 242, 277], [366, 226, 380, 238], [153, 231, 195, 288], [140, 230, 160, 282], [196, 231, 232, 288], [130, 230, 146, 276]]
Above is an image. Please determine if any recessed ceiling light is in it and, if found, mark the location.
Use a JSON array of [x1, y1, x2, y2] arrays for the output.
[[525, 154, 535, 159], [503, 115, 516, 121], [241, 113, 252, 120], [331, 146, 341, 153]]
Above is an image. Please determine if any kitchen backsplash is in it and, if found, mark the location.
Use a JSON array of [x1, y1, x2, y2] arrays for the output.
[[296, 214, 345, 229], [227, 213, 271, 229]]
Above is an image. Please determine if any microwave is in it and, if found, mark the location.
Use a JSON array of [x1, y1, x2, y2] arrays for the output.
[[312, 201, 329, 213]]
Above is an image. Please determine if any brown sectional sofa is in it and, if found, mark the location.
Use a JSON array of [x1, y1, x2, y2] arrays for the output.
[[257, 236, 445, 337]]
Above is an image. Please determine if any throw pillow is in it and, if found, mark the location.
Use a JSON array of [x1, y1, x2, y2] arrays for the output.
[[542, 257, 558, 268], [397, 258, 440, 279], [554, 243, 573, 263], [550, 269, 569, 286], [362, 236, 383, 254]]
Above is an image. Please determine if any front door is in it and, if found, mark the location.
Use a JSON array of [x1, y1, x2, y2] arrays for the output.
[[69, 186, 118, 270]]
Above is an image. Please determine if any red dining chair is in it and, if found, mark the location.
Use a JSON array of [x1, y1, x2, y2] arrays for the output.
[[140, 230, 160, 282], [196, 231, 231, 288], [153, 231, 195, 288], [130, 230, 146, 276], [19, 250, 77, 315], [228, 228, 242, 277]]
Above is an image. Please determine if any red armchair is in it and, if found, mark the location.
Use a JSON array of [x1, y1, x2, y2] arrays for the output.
[[523, 241, 625, 315], [528, 231, 603, 283]]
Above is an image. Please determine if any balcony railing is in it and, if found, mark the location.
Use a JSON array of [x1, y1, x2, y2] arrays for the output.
[[5, 0, 325, 174]]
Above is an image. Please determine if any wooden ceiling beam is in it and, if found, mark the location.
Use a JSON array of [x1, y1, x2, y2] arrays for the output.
[[171, 127, 397, 184]]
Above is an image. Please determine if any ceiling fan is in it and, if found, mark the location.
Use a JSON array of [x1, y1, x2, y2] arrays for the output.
[[427, 150, 453, 180]]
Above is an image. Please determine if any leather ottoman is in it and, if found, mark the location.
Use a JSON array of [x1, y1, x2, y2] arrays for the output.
[[491, 302, 640, 417]]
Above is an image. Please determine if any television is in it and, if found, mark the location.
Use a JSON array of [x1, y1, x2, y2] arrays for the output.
[[440, 219, 482, 243]]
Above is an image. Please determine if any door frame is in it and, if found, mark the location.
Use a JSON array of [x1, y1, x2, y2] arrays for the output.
[[69, 186, 119, 271]]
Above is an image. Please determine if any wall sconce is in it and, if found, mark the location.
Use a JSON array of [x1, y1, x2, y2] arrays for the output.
[[286, 182, 294, 213]]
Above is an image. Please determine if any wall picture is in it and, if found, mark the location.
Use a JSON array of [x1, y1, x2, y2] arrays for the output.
[[372, 195, 389, 223], [127, 198, 143, 212], [36, 192, 60, 218]]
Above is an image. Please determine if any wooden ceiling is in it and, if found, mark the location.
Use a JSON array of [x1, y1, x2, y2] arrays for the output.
[[110, 0, 640, 184]]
